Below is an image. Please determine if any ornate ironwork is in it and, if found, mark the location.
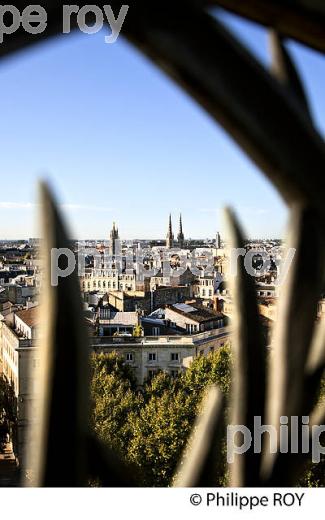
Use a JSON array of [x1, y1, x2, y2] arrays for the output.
[[1, 1, 324, 486]]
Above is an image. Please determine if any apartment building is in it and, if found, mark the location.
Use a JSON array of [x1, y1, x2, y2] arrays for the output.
[[0, 306, 39, 461], [164, 303, 225, 334], [91, 325, 231, 384]]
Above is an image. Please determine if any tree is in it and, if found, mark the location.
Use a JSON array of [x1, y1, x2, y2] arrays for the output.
[[90, 345, 232, 486], [127, 390, 197, 486], [181, 345, 232, 396], [90, 352, 142, 454], [0, 375, 17, 446], [0, 375, 16, 424], [91, 351, 137, 389], [128, 346, 231, 486], [142, 370, 176, 402], [299, 375, 325, 487]]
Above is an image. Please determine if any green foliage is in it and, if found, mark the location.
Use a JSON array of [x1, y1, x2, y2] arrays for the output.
[[0, 375, 16, 425], [299, 457, 325, 487], [142, 370, 176, 401], [182, 346, 232, 396], [132, 325, 143, 337], [127, 391, 197, 486], [90, 345, 232, 486], [91, 351, 137, 389], [299, 374, 325, 487], [90, 352, 142, 453]]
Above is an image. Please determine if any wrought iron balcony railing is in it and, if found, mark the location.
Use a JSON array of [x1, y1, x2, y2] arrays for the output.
[[1, 1, 324, 487]]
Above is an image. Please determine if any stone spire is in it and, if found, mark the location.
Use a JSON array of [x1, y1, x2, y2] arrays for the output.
[[110, 221, 119, 241], [109, 221, 119, 257], [166, 213, 174, 249], [215, 231, 221, 249], [177, 213, 185, 248]]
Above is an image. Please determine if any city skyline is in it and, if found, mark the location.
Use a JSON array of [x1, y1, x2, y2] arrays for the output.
[[1, 11, 324, 239], [0, 213, 284, 243]]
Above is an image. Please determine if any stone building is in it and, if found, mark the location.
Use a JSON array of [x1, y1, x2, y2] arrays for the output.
[[0, 306, 39, 461], [150, 285, 192, 311], [165, 303, 225, 334], [98, 309, 139, 336], [80, 268, 136, 293], [172, 267, 195, 287], [91, 325, 231, 385], [193, 275, 215, 300], [108, 290, 151, 314], [107, 285, 193, 314]]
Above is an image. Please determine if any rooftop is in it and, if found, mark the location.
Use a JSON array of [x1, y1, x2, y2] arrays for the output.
[[167, 303, 224, 323], [99, 311, 138, 326], [91, 326, 231, 347], [15, 306, 39, 328]]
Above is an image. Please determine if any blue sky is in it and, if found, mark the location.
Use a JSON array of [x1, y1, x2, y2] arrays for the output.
[[0, 9, 324, 240]]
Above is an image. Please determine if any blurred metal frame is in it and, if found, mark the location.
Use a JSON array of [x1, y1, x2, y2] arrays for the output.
[[1, 1, 324, 486]]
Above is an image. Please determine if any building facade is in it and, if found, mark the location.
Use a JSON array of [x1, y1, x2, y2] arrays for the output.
[[91, 325, 231, 385], [164, 303, 225, 334], [0, 306, 39, 461], [80, 268, 136, 293]]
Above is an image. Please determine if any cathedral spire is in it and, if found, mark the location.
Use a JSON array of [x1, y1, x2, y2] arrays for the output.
[[166, 213, 174, 249], [177, 213, 184, 248]]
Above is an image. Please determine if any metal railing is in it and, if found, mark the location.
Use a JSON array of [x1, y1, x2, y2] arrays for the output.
[[1, 1, 324, 487]]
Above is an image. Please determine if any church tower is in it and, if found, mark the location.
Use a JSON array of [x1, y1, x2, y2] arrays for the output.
[[109, 221, 119, 257], [215, 231, 221, 249], [166, 214, 174, 249], [177, 213, 185, 248]]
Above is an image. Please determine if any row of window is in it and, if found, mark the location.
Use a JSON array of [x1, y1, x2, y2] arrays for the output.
[[200, 280, 214, 286], [83, 273, 135, 280], [186, 323, 198, 333], [125, 352, 180, 362], [82, 280, 116, 289], [84, 272, 118, 278], [200, 288, 214, 297], [82, 280, 135, 290]]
